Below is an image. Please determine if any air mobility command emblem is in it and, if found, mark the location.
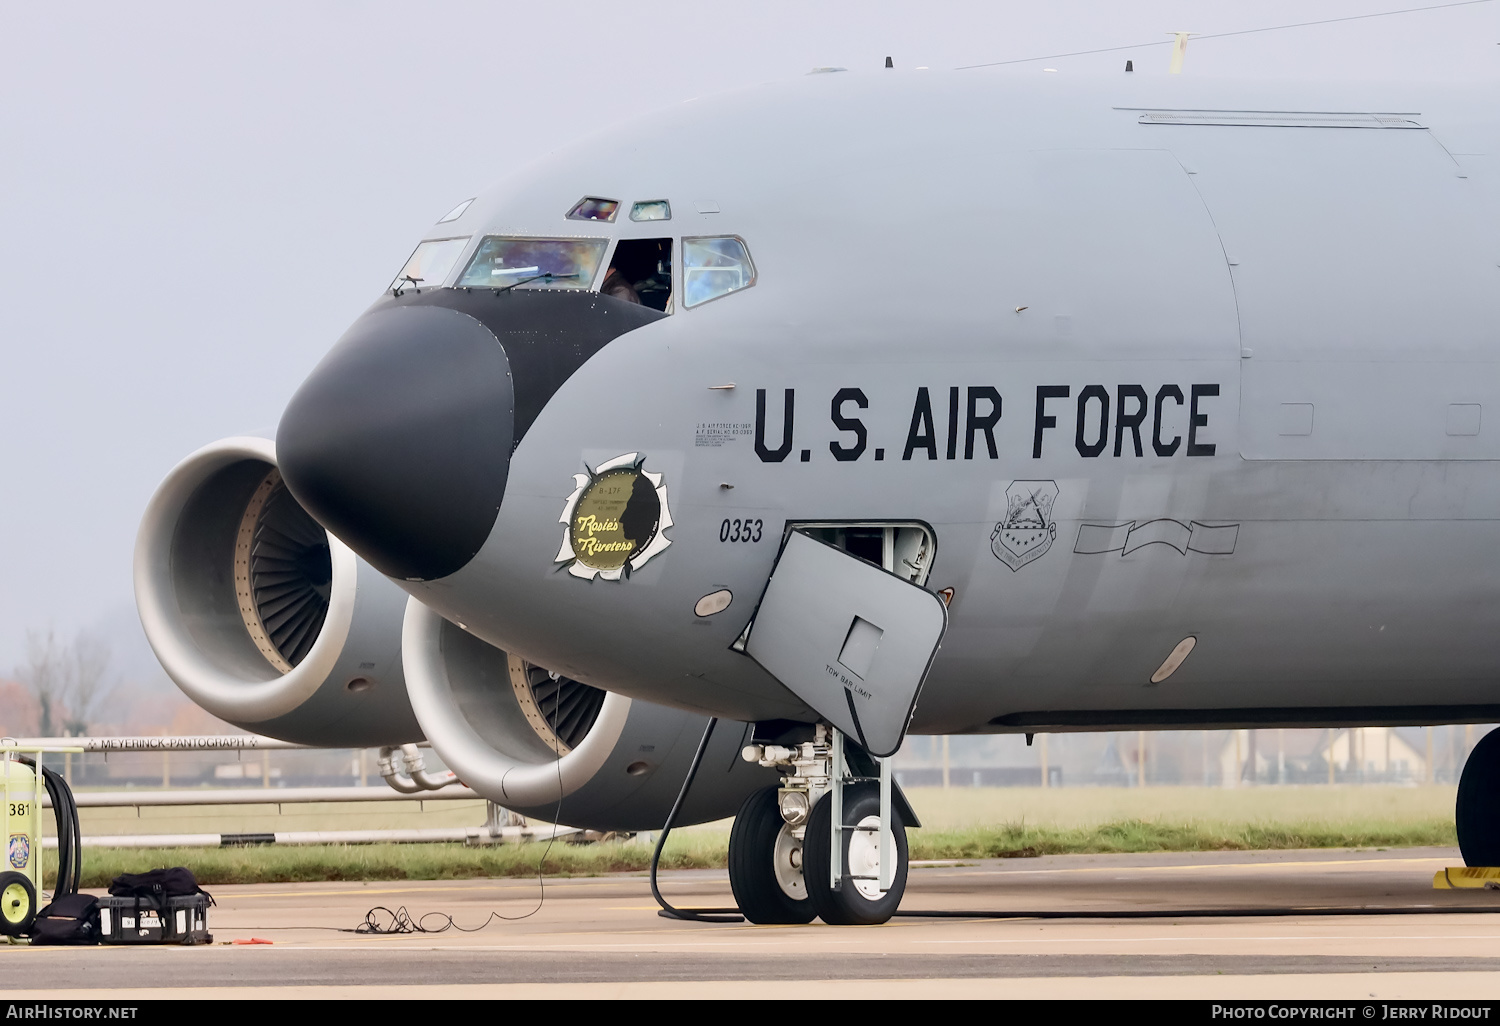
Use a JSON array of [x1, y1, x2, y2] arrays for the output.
[[9, 833, 30, 870], [991, 480, 1059, 571], [555, 453, 673, 581]]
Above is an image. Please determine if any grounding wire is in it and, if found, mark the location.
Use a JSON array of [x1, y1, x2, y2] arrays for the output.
[[351, 663, 570, 935], [955, 0, 1498, 70]]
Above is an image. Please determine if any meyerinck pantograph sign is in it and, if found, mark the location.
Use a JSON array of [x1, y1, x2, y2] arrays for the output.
[[744, 531, 948, 758]]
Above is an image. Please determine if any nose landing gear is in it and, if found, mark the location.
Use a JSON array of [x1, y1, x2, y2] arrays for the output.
[[731, 725, 909, 925]]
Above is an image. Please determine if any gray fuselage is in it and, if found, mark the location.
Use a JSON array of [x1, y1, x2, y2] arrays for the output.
[[277, 70, 1500, 735]]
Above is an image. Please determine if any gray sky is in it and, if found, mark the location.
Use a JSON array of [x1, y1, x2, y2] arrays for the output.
[[2, 0, 1497, 677]]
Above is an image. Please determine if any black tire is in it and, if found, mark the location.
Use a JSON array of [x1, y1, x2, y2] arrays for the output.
[[802, 781, 908, 926], [0, 871, 36, 937], [1458, 728, 1500, 866], [728, 786, 816, 925]]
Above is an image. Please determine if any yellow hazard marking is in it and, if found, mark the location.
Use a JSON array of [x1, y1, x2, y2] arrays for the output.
[[1432, 866, 1500, 889]]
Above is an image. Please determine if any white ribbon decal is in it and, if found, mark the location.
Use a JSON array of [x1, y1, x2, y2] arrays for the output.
[[1073, 519, 1238, 556]]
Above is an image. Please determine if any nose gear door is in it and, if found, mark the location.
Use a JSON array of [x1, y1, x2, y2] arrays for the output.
[[743, 530, 947, 757]]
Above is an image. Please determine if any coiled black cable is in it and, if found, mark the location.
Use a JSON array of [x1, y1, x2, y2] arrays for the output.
[[20, 757, 80, 898], [352, 664, 569, 935]]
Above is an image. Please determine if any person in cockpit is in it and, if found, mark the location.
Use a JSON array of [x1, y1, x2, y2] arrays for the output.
[[601, 265, 641, 304]]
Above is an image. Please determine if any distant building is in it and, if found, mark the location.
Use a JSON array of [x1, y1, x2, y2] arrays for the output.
[[1214, 726, 1445, 786]]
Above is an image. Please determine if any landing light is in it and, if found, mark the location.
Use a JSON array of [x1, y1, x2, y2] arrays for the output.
[[694, 589, 733, 617], [1150, 636, 1197, 684], [778, 788, 810, 827]]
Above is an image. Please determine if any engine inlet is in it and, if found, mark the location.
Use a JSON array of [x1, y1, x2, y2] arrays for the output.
[[508, 655, 605, 755], [234, 468, 334, 673]]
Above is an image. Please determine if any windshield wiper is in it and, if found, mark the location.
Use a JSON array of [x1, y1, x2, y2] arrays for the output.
[[391, 275, 424, 297], [493, 271, 579, 294]]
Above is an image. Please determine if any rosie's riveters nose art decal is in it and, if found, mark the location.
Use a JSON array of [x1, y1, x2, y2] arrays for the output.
[[555, 453, 674, 581]]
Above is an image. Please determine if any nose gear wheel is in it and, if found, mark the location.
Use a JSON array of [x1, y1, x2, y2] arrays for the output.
[[802, 781, 909, 925], [727, 786, 816, 924]]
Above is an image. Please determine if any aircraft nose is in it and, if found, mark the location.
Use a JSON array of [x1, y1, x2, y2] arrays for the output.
[[276, 304, 513, 582]]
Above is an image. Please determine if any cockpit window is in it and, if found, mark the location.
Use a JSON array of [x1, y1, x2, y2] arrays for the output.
[[457, 237, 608, 290], [603, 238, 672, 312], [630, 200, 671, 222], [437, 198, 474, 223], [391, 237, 469, 292], [566, 197, 619, 222], [682, 236, 755, 308]]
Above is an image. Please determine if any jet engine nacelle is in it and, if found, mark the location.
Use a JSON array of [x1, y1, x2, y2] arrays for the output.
[[134, 436, 422, 745], [402, 599, 777, 830]]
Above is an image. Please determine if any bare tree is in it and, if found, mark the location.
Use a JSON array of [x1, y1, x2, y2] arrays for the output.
[[15, 627, 114, 736], [63, 631, 111, 736], [17, 628, 65, 737]]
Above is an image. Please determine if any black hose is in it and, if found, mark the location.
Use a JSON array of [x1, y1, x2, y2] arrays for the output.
[[20, 757, 80, 898], [642, 734, 1500, 928], [46, 764, 79, 897], [649, 717, 742, 923], [62, 767, 81, 895], [893, 905, 1500, 920]]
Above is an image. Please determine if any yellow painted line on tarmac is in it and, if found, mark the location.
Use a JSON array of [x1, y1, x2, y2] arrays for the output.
[[608, 906, 674, 910], [223, 880, 633, 900]]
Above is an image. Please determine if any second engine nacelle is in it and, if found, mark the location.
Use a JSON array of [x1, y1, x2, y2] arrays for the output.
[[402, 598, 776, 830]]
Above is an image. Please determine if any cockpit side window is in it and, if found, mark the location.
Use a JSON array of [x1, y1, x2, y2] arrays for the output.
[[391, 237, 469, 293], [457, 237, 608, 290], [602, 238, 672, 312], [683, 236, 755, 308]]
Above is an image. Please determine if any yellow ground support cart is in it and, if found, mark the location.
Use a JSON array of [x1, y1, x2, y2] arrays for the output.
[[1, 742, 84, 939]]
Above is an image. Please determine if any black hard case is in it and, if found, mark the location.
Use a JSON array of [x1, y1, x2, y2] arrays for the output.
[[97, 893, 212, 945]]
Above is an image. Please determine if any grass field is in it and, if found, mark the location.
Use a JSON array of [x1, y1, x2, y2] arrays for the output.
[[52, 785, 1459, 887]]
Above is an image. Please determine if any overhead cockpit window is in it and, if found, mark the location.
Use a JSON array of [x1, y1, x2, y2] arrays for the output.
[[456, 237, 608, 290], [683, 236, 755, 308], [437, 198, 474, 224], [566, 197, 620, 222], [630, 200, 671, 222], [390, 237, 469, 293]]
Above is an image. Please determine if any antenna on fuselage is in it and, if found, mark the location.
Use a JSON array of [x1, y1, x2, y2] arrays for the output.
[[1168, 31, 1194, 73]]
